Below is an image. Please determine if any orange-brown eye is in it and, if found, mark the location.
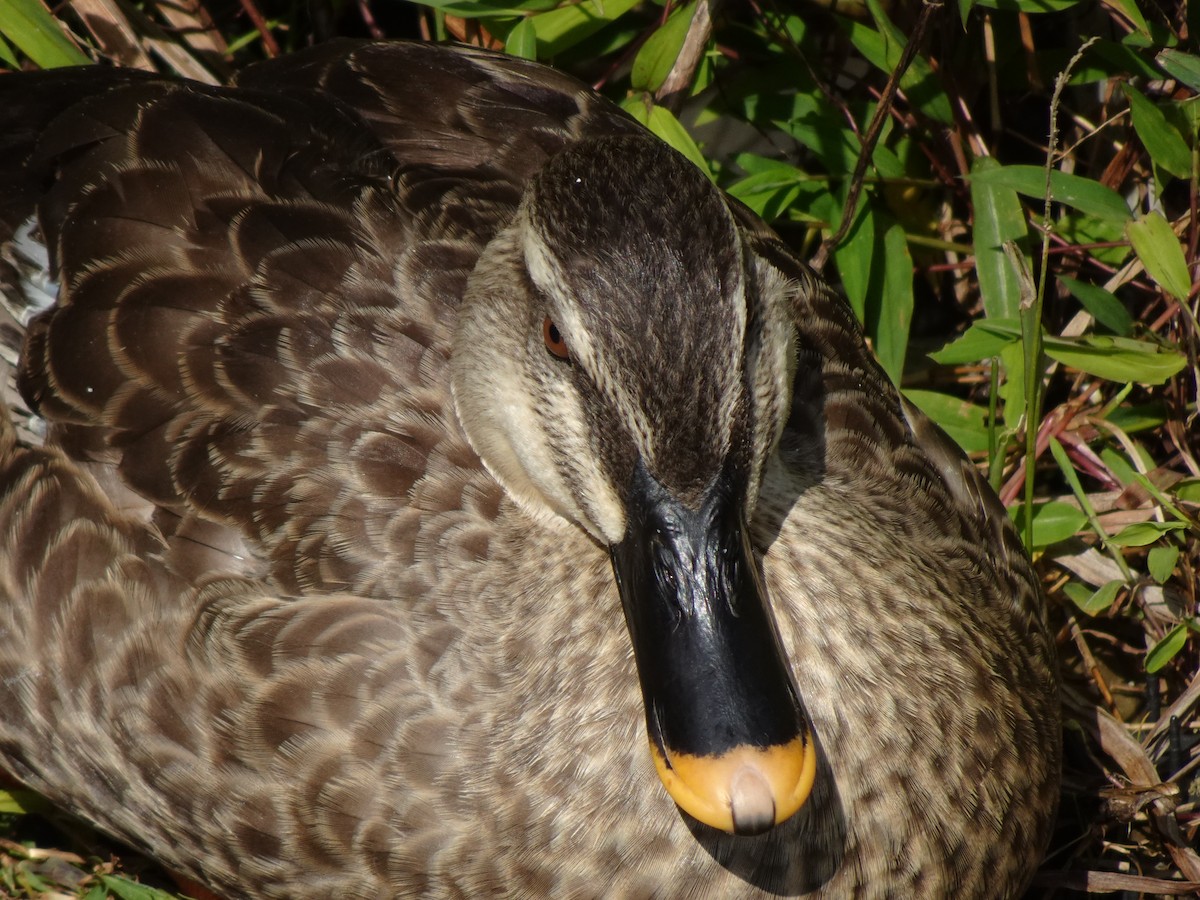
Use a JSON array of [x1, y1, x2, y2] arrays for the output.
[[543, 316, 570, 360]]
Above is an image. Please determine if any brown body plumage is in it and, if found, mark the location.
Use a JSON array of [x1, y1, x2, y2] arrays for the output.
[[0, 40, 1060, 898]]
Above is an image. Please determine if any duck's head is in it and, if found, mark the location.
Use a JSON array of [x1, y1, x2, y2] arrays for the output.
[[452, 133, 815, 835]]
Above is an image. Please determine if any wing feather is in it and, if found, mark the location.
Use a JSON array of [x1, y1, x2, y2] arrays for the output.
[[2, 41, 635, 596]]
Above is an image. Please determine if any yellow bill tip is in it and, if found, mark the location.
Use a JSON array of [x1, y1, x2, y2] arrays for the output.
[[649, 735, 816, 834]]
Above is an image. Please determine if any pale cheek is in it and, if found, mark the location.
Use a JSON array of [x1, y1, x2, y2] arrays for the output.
[[529, 390, 627, 544]]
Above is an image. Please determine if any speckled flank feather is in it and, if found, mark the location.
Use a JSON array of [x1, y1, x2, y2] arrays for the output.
[[0, 40, 1059, 899]]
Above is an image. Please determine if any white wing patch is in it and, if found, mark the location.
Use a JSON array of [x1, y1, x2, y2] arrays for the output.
[[1, 215, 58, 446]]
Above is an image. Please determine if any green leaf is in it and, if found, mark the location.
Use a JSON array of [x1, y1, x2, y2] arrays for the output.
[[969, 164, 1130, 224], [733, 153, 799, 176], [999, 340, 1027, 426], [1107, 520, 1187, 547], [871, 140, 907, 180], [98, 876, 184, 900], [767, 90, 860, 173], [844, 0, 953, 124], [1041, 334, 1187, 384], [1148, 544, 1181, 583], [1009, 500, 1088, 549], [631, 3, 696, 93], [874, 219, 913, 384], [725, 165, 818, 222], [1123, 85, 1193, 181], [1099, 447, 1139, 485], [1102, 0, 1152, 41], [1063, 579, 1122, 615], [1056, 211, 1132, 268], [505, 17, 538, 59], [903, 390, 991, 454], [531, 0, 642, 56], [1104, 402, 1168, 434], [970, 157, 1028, 319], [409, 0, 559, 17], [1127, 212, 1191, 302], [1069, 39, 1165, 82], [1174, 478, 1200, 502], [0, 31, 17, 68], [929, 318, 1021, 364], [0, 0, 90, 67], [1145, 622, 1189, 673], [1156, 49, 1200, 91], [833, 199, 876, 322], [972, 0, 1082, 11], [619, 98, 712, 180], [0, 787, 44, 814], [1057, 275, 1133, 335]]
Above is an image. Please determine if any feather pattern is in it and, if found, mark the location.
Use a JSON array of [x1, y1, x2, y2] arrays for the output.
[[0, 40, 1059, 899]]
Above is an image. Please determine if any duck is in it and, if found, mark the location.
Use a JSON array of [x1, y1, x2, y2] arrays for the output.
[[0, 39, 1061, 899]]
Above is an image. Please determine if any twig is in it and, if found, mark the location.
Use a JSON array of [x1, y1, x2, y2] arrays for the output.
[[1067, 613, 1122, 717], [357, 0, 385, 40], [1017, 36, 1101, 545], [809, 0, 943, 272], [656, 0, 715, 113], [237, 0, 279, 58]]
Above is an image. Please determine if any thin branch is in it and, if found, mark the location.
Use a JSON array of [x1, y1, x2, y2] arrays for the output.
[[810, 0, 943, 272]]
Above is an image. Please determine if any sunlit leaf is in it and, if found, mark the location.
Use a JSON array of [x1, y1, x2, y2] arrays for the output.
[[1102, 0, 1152, 40], [1000, 340, 1027, 427], [833, 199, 876, 323], [619, 98, 712, 180], [99, 875, 189, 900], [1009, 500, 1088, 549], [631, 3, 696, 92], [1103, 402, 1168, 434], [0, 0, 90, 67], [1148, 544, 1181, 583], [1098, 447, 1138, 485], [874, 219, 913, 384], [1146, 622, 1189, 673], [929, 318, 1021, 364], [1124, 84, 1193, 180], [0, 31, 17, 67], [970, 157, 1027, 319], [505, 17, 538, 59], [770, 90, 860, 172], [969, 164, 1130, 223], [971, 0, 1082, 11], [531, 0, 642, 56], [1063, 579, 1123, 615], [1175, 479, 1200, 502], [733, 153, 798, 176], [903, 390, 991, 454], [1107, 520, 1187, 547], [0, 787, 44, 814], [1056, 211, 1132, 268], [856, 0, 953, 123], [410, 0, 559, 16], [1156, 48, 1200, 91], [725, 166, 814, 222], [1042, 333, 1187, 384], [1127, 212, 1191, 302]]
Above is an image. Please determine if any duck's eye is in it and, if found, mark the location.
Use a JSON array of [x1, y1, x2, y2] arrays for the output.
[[543, 317, 570, 361]]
